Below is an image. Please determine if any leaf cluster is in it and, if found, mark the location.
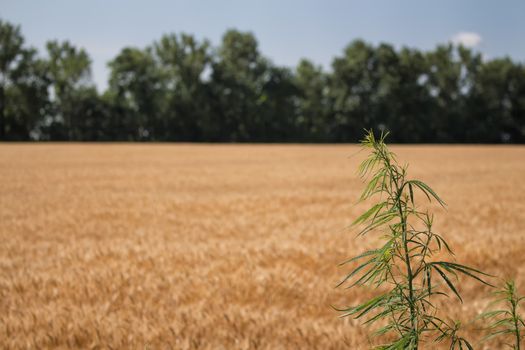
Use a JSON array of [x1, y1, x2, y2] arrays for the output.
[[480, 280, 524, 349]]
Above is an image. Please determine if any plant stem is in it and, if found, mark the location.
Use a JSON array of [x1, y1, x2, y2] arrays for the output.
[[513, 299, 521, 350], [399, 191, 418, 346], [384, 148, 418, 346]]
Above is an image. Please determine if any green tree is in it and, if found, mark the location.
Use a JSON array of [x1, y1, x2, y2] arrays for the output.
[[46, 40, 92, 140], [153, 33, 213, 140], [382, 47, 432, 143], [422, 44, 483, 142], [295, 59, 329, 141], [2, 19, 525, 143], [467, 58, 525, 143], [4, 49, 50, 140], [210, 29, 268, 141], [65, 88, 111, 141], [258, 65, 300, 141], [0, 20, 50, 140], [0, 19, 24, 139], [107, 47, 162, 140], [330, 40, 382, 141]]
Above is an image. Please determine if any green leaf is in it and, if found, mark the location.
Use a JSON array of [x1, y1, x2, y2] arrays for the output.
[[407, 179, 446, 207], [432, 265, 463, 302], [352, 202, 386, 226], [433, 233, 454, 255], [360, 169, 385, 200], [426, 264, 432, 296], [432, 261, 494, 287], [408, 183, 414, 206], [460, 338, 474, 350], [348, 263, 383, 288], [357, 210, 396, 236], [339, 293, 387, 319], [336, 257, 376, 288], [338, 249, 379, 266], [488, 318, 514, 329], [372, 323, 396, 337], [482, 329, 514, 341], [479, 310, 508, 319]]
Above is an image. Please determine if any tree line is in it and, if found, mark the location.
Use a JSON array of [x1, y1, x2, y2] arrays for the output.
[[1, 19, 524, 143]]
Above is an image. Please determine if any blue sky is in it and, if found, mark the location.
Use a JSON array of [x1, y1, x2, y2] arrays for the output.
[[2, 0, 524, 91]]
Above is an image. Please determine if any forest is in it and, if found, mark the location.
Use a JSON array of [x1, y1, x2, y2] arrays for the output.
[[1, 18, 524, 143]]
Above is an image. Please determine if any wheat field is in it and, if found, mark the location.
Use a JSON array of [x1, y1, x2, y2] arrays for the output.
[[0, 144, 524, 349]]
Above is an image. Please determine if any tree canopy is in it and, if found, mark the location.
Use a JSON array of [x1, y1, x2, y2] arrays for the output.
[[1, 19, 524, 143]]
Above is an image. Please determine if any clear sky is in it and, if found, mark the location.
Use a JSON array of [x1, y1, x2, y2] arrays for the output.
[[2, 0, 524, 91]]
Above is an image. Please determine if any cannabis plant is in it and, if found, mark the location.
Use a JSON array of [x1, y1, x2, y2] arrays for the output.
[[337, 130, 491, 349], [481, 280, 524, 349]]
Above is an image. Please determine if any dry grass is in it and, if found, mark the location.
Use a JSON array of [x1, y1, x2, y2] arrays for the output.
[[0, 144, 524, 349]]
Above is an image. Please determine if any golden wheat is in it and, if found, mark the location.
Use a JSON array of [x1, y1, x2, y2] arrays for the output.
[[0, 144, 524, 349]]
